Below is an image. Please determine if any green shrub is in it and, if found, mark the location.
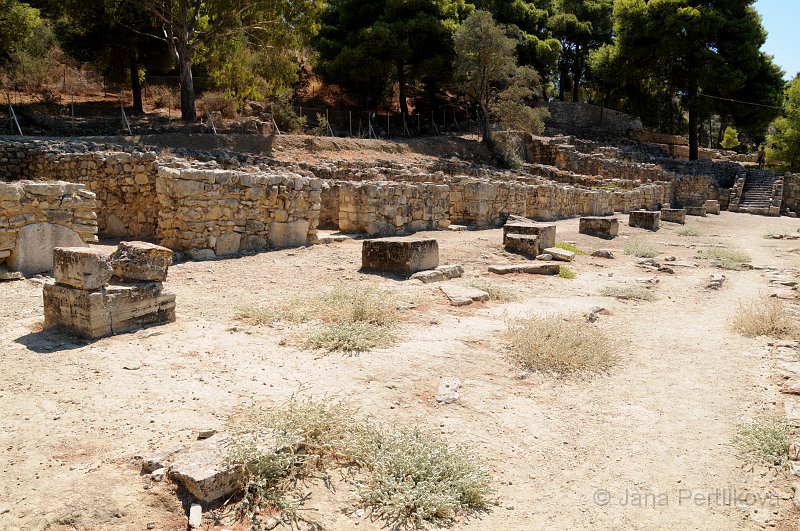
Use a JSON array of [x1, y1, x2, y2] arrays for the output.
[[555, 242, 588, 255], [559, 266, 576, 279]]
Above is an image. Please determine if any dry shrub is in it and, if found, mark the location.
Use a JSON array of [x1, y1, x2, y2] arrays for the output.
[[469, 281, 518, 302], [735, 417, 791, 466], [198, 90, 237, 118], [228, 396, 492, 527], [623, 239, 658, 258], [505, 314, 616, 375], [730, 297, 797, 338], [148, 85, 180, 110], [699, 247, 751, 270], [676, 226, 701, 237]]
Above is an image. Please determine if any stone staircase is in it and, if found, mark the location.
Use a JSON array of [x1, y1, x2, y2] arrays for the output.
[[729, 170, 783, 216]]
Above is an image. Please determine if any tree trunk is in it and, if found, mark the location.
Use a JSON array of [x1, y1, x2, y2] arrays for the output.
[[688, 82, 698, 161], [558, 65, 568, 101], [397, 63, 408, 117], [129, 53, 143, 114], [571, 48, 581, 103], [178, 2, 196, 122], [479, 100, 491, 143]]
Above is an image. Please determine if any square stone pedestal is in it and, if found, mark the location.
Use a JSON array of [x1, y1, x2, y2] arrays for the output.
[[361, 238, 439, 275], [628, 210, 660, 231]]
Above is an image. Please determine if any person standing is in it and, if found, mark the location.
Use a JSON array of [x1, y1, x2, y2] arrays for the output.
[[757, 145, 766, 170]]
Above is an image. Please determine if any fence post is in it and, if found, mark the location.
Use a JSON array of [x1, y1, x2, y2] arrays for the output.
[[326, 108, 333, 137], [8, 104, 22, 136]]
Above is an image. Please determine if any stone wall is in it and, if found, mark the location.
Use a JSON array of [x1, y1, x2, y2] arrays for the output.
[[783, 173, 800, 216], [155, 165, 321, 256], [0, 140, 159, 239], [671, 175, 725, 208], [0, 181, 97, 266], [543, 102, 643, 134]]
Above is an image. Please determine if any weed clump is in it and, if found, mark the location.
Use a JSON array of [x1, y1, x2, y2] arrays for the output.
[[735, 417, 791, 467], [676, 226, 702, 237], [599, 286, 657, 301], [559, 266, 576, 279], [505, 314, 616, 375], [698, 247, 752, 270], [730, 297, 797, 338], [623, 240, 658, 258]]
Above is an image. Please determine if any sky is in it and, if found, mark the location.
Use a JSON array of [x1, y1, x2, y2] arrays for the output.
[[754, 0, 799, 80]]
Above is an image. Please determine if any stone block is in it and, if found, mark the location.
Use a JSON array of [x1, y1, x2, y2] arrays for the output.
[[628, 210, 660, 231], [543, 247, 575, 262], [8, 222, 87, 275], [488, 263, 560, 275], [268, 220, 310, 249], [168, 435, 244, 504], [504, 234, 539, 258], [111, 241, 173, 281], [660, 208, 686, 224], [503, 222, 556, 250], [704, 200, 720, 215], [214, 233, 242, 256], [579, 217, 619, 239], [43, 281, 175, 339], [410, 270, 445, 283], [439, 284, 489, 306], [362, 238, 439, 275], [53, 247, 112, 290], [686, 205, 707, 217]]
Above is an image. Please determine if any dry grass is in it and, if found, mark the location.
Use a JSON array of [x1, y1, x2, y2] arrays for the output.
[[228, 396, 492, 527], [505, 314, 616, 376], [236, 284, 396, 352], [623, 239, 658, 258], [729, 297, 798, 338], [735, 417, 791, 467], [676, 226, 702, 237], [698, 247, 752, 270], [469, 281, 519, 302], [599, 286, 657, 301]]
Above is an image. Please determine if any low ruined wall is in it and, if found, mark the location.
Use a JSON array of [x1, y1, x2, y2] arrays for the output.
[[671, 175, 723, 208], [0, 181, 97, 265], [0, 140, 159, 239], [543, 102, 643, 134], [782, 173, 800, 215], [155, 166, 321, 256]]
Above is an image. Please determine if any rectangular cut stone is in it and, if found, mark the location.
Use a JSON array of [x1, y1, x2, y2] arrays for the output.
[[362, 238, 439, 275], [53, 247, 112, 290], [543, 247, 576, 262], [43, 283, 112, 338], [503, 222, 556, 250], [111, 241, 173, 281], [504, 234, 539, 258], [488, 263, 560, 275], [628, 210, 660, 231], [439, 284, 489, 306], [168, 435, 244, 504], [686, 205, 707, 217], [579, 217, 619, 239], [704, 200, 720, 215], [105, 283, 176, 334], [660, 208, 686, 224], [43, 282, 175, 339]]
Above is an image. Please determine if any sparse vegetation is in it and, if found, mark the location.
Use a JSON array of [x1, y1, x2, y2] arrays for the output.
[[735, 417, 791, 467], [505, 314, 616, 375], [698, 247, 752, 270], [469, 281, 519, 302], [623, 239, 658, 258], [555, 242, 588, 255], [729, 297, 798, 338], [599, 286, 657, 301], [676, 226, 702, 237], [228, 396, 493, 527], [236, 284, 396, 352], [559, 265, 576, 279]]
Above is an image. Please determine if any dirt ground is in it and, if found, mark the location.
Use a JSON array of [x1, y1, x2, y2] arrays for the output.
[[1, 211, 799, 531]]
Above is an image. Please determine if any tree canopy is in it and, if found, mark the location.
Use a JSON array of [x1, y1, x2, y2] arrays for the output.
[[767, 77, 800, 171]]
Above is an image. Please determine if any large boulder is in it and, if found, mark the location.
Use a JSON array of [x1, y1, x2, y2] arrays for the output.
[[53, 247, 113, 290], [111, 241, 173, 282], [8, 222, 86, 275], [362, 238, 439, 275]]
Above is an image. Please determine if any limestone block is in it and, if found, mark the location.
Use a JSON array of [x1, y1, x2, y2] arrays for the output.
[[43, 283, 112, 338], [685, 205, 707, 217], [53, 247, 112, 290], [504, 234, 540, 258], [579, 217, 619, 239], [268, 220, 310, 249], [362, 238, 439, 275], [543, 247, 576, 262], [628, 210, 660, 231], [503, 222, 556, 250], [168, 435, 244, 504], [8, 222, 87, 275], [704, 200, 720, 215], [660, 208, 686, 224], [439, 284, 489, 306], [105, 282, 176, 335], [111, 241, 173, 281], [488, 263, 560, 275], [214, 233, 242, 256], [410, 270, 446, 283]]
